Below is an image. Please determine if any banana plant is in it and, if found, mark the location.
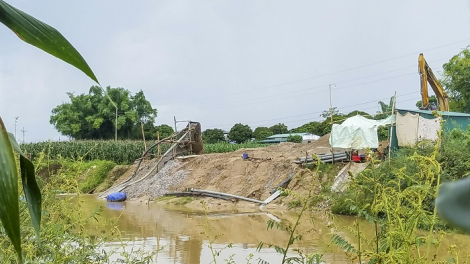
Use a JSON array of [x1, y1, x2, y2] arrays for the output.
[[0, 1, 98, 262]]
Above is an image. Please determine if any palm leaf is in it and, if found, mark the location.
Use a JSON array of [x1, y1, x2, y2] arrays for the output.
[[0, 0, 99, 84]]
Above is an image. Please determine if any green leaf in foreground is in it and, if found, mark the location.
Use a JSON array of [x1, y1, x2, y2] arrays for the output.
[[0, 0, 99, 84], [436, 176, 470, 233], [0, 118, 22, 262], [8, 132, 42, 240]]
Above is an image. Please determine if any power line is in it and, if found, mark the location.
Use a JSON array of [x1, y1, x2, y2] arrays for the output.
[[260, 97, 421, 127], [197, 71, 418, 111], [159, 38, 470, 106], [206, 93, 420, 128], [170, 56, 448, 112]]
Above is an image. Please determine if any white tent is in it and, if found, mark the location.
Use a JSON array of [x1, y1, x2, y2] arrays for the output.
[[329, 115, 395, 149]]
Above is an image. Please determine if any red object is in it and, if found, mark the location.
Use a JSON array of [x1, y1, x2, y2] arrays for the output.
[[352, 156, 361, 162]]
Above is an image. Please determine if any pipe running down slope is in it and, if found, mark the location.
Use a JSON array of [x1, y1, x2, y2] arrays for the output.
[[98, 122, 202, 199]]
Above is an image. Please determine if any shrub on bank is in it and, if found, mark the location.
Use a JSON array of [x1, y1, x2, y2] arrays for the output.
[[331, 128, 470, 231], [79, 160, 116, 193]]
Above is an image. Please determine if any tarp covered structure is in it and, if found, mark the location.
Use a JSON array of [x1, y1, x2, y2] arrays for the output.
[[329, 115, 395, 149], [395, 112, 441, 147]]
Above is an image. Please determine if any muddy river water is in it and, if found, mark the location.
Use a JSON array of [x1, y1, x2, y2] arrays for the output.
[[77, 195, 470, 264]]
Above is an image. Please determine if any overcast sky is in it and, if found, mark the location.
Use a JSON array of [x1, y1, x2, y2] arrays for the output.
[[1, 0, 470, 142]]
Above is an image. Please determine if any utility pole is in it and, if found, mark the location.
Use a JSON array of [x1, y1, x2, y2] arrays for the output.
[[329, 84, 334, 124], [329, 84, 335, 162], [115, 107, 118, 141], [14, 117, 19, 139], [21, 127, 27, 143], [174, 116, 178, 133], [388, 92, 397, 163]]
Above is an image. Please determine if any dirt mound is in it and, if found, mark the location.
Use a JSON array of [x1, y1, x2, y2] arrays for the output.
[[168, 135, 336, 201], [115, 135, 340, 204]]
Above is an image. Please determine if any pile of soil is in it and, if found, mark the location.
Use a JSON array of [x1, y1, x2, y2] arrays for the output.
[[111, 134, 341, 206]]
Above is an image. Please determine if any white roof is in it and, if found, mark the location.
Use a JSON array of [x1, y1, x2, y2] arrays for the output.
[[341, 115, 394, 128]]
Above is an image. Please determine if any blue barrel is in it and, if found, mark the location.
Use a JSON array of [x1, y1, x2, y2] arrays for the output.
[[106, 192, 127, 202], [242, 152, 249, 159]]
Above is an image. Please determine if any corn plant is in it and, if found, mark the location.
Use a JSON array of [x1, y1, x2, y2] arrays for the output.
[[21, 141, 268, 164], [22, 140, 171, 164], [203, 142, 268, 154], [0, 0, 100, 261]]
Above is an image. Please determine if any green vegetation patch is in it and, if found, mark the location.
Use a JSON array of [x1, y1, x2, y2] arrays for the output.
[[203, 142, 268, 153], [22, 140, 269, 165], [95, 165, 130, 193], [78, 160, 116, 193]]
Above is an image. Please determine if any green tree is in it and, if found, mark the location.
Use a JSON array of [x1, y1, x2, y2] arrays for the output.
[[416, 95, 438, 109], [441, 47, 470, 112], [287, 135, 303, 143], [269, 123, 288, 135], [155, 124, 174, 139], [320, 107, 341, 118], [377, 97, 394, 114], [50, 86, 157, 140], [228, 123, 252, 143], [253, 127, 273, 140], [202, 128, 226, 143]]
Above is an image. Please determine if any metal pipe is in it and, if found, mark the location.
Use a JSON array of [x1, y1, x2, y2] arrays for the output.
[[164, 192, 230, 201], [190, 189, 266, 204]]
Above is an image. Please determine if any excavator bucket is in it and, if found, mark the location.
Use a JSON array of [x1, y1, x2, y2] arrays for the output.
[[188, 122, 204, 154]]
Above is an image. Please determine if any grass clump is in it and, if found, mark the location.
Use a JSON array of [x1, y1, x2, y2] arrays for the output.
[[79, 160, 116, 193], [95, 165, 130, 192], [328, 123, 470, 263], [0, 153, 158, 263]]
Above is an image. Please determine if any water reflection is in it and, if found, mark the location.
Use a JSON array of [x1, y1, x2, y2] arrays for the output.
[[76, 195, 347, 263], [106, 202, 124, 211], [74, 195, 470, 263]]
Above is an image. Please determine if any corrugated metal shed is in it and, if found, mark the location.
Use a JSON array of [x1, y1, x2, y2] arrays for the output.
[[265, 133, 311, 139], [396, 109, 470, 131], [389, 109, 470, 150], [260, 133, 319, 144], [259, 138, 287, 144]]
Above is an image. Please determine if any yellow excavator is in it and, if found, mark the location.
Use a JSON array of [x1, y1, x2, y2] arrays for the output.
[[418, 53, 450, 111]]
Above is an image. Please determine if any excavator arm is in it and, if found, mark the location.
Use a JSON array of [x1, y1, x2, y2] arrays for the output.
[[418, 53, 450, 111]]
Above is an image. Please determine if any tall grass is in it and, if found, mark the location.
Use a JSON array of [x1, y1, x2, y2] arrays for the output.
[[0, 154, 158, 263], [21, 141, 269, 164]]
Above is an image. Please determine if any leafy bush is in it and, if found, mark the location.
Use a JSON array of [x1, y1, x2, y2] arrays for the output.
[[438, 128, 470, 182], [253, 127, 273, 140], [202, 128, 226, 143], [331, 146, 436, 217], [228, 123, 253, 143], [286, 135, 302, 143]]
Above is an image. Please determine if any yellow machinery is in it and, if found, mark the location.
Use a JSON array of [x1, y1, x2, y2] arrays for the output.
[[418, 53, 450, 111]]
